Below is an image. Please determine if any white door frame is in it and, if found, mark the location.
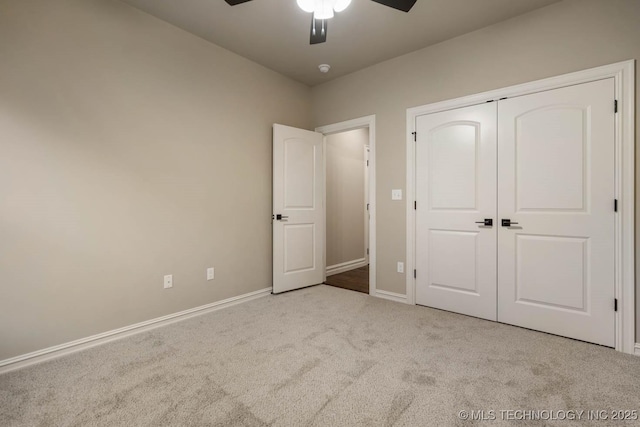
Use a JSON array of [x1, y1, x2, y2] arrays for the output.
[[316, 115, 377, 297], [364, 145, 370, 265], [406, 60, 635, 354]]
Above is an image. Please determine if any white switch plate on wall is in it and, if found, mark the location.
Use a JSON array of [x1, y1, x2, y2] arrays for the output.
[[397, 262, 404, 273], [207, 267, 215, 281], [164, 274, 173, 289], [392, 189, 402, 200]]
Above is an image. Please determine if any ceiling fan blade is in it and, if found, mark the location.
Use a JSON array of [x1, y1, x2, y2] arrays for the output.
[[369, 0, 416, 12], [224, 0, 252, 5], [310, 17, 328, 45]]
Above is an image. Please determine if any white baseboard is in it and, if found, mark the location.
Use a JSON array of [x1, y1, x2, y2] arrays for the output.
[[0, 287, 272, 374], [375, 289, 408, 304], [635, 343, 640, 356], [326, 258, 367, 276]]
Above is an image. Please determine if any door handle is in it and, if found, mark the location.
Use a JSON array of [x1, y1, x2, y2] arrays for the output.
[[275, 214, 289, 222], [501, 219, 519, 227], [475, 219, 493, 226]]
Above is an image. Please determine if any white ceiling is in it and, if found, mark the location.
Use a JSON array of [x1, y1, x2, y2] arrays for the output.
[[120, 0, 561, 86]]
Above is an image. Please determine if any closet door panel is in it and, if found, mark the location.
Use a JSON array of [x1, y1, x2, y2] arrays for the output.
[[415, 103, 497, 321], [497, 78, 615, 347]]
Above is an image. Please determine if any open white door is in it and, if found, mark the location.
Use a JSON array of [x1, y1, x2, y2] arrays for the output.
[[273, 124, 324, 294]]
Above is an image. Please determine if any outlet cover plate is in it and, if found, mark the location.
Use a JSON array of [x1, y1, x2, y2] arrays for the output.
[[164, 274, 173, 289]]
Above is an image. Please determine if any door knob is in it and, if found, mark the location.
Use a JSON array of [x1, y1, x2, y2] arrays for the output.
[[475, 219, 493, 226], [501, 219, 519, 227], [275, 214, 289, 222]]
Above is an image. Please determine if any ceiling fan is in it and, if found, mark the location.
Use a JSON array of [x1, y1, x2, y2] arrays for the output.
[[224, 0, 417, 44]]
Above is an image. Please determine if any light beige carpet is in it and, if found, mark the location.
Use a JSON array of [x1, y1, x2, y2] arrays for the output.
[[1, 285, 639, 426]]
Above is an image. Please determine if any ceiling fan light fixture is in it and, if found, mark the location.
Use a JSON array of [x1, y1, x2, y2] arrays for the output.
[[296, 0, 315, 13], [333, 0, 351, 13], [298, 0, 350, 19], [314, 0, 335, 20]]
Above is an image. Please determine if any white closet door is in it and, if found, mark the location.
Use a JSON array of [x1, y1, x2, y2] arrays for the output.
[[497, 79, 615, 347], [415, 103, 497, 321]]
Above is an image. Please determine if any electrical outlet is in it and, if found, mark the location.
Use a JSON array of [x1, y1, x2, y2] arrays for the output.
[[397, 262, 404, 273], [164, 274, 173, 289], [392, 189, 403, 200], [207, 267, 215, 281]]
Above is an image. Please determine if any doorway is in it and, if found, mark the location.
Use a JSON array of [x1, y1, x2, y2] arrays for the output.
[[316, 116, 376, 296], [323, 129, 369, 293], [272, 116, 375, 296]]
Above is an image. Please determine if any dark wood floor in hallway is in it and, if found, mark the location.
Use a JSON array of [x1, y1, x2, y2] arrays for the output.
[[324, 265, 369, 294]]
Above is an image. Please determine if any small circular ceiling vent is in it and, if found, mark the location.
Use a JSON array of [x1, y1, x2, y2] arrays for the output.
[[318, 64, 331, 73]]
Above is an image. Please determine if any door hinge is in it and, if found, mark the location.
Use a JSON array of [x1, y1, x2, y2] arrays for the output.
[[614, 199, 618, 212], [413, 269, 416, 279], [366, 203, 369, 211], [367, 248, 369, 255], [411, 131, 417, 142], [614, 298, 618, 312], [614, 100, 618, 113], [366, 160, 369, 166], [414, 201, 417, 210]]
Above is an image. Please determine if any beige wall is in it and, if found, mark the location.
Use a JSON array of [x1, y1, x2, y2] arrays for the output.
[[326, 129, 368, 268], [0, 0, 311, 360], [2, 0, 639, 362], [311, 0, 639, 338]]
